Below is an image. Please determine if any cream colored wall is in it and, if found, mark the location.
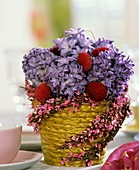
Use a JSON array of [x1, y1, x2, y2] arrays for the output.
[[71, 0, 139, 47], [0, 0, 34, 114]]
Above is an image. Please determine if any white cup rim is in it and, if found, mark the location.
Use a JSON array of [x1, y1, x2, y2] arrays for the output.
[[0, 122, 22, 131]]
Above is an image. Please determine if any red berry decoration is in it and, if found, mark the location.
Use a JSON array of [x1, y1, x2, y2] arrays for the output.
[[92, 47, 109, 57], [77, 52, 92, 72], [50, 46, 60, 56], [35, 82, 51, 104], [86, 82, 107, 102]]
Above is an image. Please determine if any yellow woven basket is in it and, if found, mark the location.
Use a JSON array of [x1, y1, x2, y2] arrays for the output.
[[39, 101, 109, 167]]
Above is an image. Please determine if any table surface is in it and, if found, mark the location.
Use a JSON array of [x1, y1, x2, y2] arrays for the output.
[[28, 130, 136, 170]]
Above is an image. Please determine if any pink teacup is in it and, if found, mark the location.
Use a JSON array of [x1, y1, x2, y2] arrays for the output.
[[0, 122, 22, 164]]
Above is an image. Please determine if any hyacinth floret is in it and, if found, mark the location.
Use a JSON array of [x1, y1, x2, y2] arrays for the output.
[[92, 38, 113, 48], [22, 48, 56, 86], [88, 43, 134, 99], [64, 28, 84, 36], [54, 28, 93, 57], [22, 28, 134, 100], [48, 58, 87, 98]]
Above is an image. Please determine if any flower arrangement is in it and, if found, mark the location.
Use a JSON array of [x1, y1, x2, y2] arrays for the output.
[[22, 28, 134, 167]]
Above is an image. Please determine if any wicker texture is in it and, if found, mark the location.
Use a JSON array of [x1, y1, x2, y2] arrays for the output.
[[39, 102, 108, 166]]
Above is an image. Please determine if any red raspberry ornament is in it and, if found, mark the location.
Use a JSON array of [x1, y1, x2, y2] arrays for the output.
[[92, 47, 109, 57], [86, 82, 107, 102], [77, 52, 92, 72], [35, 82, 51, 104], [50, 46, 60, 56]]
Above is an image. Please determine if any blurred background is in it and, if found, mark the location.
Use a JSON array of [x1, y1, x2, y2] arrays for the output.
[[0, 0, 139, 127]]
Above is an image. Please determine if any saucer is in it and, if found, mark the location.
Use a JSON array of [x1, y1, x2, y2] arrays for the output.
[[34, 149, 116, 170], [35, 163, 102, 170], [122, 125, 139, 136], [0, 150, 42, 170], [134, 133, 139, 141]]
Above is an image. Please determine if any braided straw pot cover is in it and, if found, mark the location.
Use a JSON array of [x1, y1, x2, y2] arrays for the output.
[[39, 101, 113, 167]]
